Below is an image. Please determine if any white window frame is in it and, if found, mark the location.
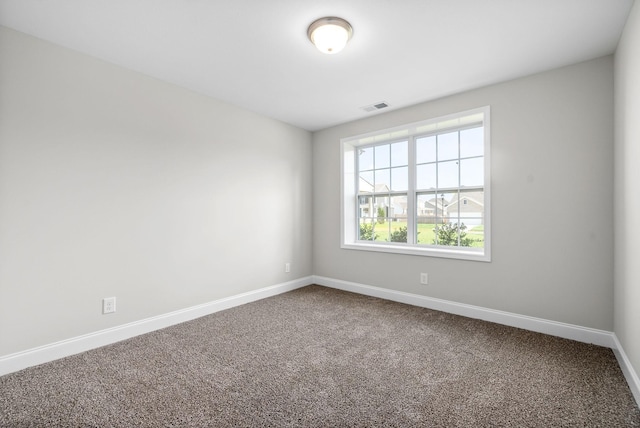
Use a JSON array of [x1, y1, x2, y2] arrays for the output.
[[340, 106, 491, 262]]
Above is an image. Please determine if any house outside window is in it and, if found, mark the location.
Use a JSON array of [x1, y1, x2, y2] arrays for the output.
[[341, 106, 491, 262]]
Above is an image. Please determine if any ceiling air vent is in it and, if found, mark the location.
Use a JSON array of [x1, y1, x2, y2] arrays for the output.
[[361, 102, 389, 113]]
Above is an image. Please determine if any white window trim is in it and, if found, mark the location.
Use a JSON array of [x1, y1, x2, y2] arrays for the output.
[[340, 106, 491, 262]]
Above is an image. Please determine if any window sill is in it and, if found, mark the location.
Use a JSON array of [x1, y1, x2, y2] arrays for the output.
[[341, 242, 491, 262]]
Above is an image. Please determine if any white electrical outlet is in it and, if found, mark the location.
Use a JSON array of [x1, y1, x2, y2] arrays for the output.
[[420, 273, 429, 285], [103, 297, 116, 314], [285, 263, 291, 273]]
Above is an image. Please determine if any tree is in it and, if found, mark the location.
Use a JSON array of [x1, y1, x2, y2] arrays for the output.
[[376, 207, 386, 224], [390, 226, 408, 243], [359, 222, 378, 241], [433, 223, 473, 246]]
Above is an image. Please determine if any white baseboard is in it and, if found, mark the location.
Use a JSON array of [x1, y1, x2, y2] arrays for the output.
[[0, 276, 312, 377], [4, 275, 638, 409], [312, 275, 617, 348], [612, 334, 640, 406]]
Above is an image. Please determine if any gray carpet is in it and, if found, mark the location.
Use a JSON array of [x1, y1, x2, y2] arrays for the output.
[[1, 285, 639, 427]]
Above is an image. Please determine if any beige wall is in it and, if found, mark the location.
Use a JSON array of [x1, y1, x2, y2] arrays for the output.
[[0, 27, 313, 356], [615, 1, 640, 386], [313, 56, 614, 330]]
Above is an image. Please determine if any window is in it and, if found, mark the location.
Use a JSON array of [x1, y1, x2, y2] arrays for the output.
[[341, 106, 490, 262]]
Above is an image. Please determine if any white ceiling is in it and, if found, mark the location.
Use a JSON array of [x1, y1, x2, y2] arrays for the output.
[[0, 0, 634, 131]]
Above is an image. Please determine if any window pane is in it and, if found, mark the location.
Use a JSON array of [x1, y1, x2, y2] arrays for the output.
[[416, 136, 436, 164], [458, 190, 485, 229], [437, 132, 458, 161], [436, 190, 483, 248], [390, 222, 407, 242], [391, 141, 408, 167], [391, 166, 408, 191], [460, 206, 484, 248], [358, 218, 377, 241], [374, 222, 390, 242], [416, 163, 436, 190], [374, 196, 389, 218], [460, 127, 483, 158], [374, 168, 390, 191], [433, 192, 457, 246], [438, 160, 459, 189], [358, 196, 374, 218], [416, 193, 437, 220], [375, 144, 390, 169], [359, 147, 374, 171], [439, 192, 457, 221], [434, 223, 458, 247], [446, 191, 460, 218], [433, 207, 451, 246], [359, 171, 374, 193], [389, 195, 407, 220], [417, 193, 437, 245], [460, 157, 484, 187], [448, 208, 461, 229]]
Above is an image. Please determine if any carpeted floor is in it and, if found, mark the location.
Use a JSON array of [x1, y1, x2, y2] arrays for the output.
[[1, 285, 639, 427]]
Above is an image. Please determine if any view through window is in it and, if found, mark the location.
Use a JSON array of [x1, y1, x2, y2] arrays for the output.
[[342, 107, 490, 261]]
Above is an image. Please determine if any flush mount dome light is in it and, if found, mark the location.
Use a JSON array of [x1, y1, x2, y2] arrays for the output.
[[307, 16, 353, 54]]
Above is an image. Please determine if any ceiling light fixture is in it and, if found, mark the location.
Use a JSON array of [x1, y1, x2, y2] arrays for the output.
[[307, 16, 353, 54]]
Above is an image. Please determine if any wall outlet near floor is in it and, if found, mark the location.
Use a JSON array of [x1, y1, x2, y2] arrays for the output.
[[285, 262, 291, 273], [420, 273, 429, 285], [102, 297, 116, 314]]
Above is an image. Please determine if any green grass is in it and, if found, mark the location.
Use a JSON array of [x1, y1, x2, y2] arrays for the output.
[[364, 221, 484, 247]]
